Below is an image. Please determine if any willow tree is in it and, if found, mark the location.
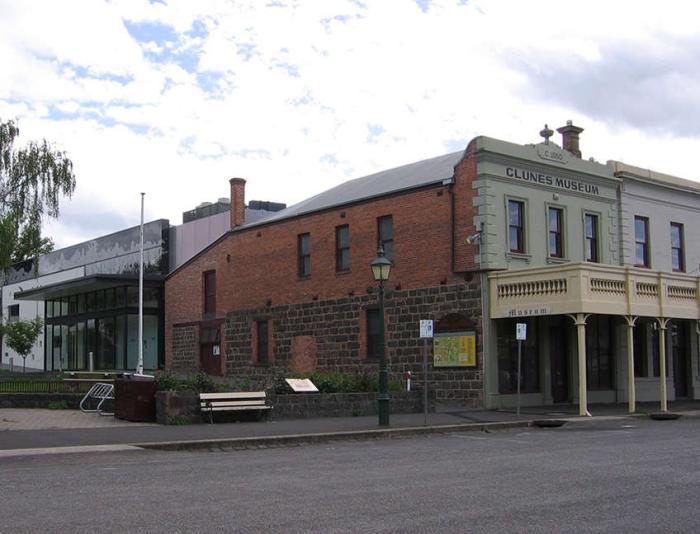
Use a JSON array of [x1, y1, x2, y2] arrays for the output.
[[0, 119, 76, 273]]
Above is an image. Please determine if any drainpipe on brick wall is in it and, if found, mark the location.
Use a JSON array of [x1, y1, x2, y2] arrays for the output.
[[449, 183, 456, 273]]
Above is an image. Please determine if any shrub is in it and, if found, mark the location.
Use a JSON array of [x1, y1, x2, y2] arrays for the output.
[[47, 400, 69, 410], [155, 371, 221, 394], [155, 371, 181, 392], [291, 369, 403, 393]]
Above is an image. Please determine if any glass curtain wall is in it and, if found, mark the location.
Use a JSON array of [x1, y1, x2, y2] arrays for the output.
[[44, 286, 162, 371]]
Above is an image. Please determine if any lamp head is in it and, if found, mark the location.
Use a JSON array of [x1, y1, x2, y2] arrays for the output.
[[371, 245, 392, 282]]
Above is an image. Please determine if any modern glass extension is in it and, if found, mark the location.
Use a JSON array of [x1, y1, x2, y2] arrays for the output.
[[41, 283, 164, 372]]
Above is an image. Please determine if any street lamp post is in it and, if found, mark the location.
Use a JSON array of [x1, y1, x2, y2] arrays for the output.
[[371, 245, 392, 426]]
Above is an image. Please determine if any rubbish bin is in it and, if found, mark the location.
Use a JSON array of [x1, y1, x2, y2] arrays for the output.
[[114, 374, 156, 422]]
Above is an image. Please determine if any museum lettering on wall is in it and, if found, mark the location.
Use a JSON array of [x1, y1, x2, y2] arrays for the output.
[[506, 307, 550, 318], [505, 166, 600, 195]]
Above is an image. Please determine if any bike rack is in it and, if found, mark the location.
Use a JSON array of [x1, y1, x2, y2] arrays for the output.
[[79, 382, 115, 416]]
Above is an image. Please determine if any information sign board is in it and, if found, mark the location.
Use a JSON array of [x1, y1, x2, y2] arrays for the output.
[[285, 378, 319, 393], [433, 331, 476, 367]]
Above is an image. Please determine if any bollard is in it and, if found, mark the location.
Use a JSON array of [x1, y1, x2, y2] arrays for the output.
[[89, 351, 94, 372]]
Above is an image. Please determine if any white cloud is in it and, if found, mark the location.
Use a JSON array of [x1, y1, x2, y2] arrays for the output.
[[2, 0, 700, 249]]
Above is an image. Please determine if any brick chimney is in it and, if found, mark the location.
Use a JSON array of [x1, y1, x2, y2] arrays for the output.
[[557, 120, 584, 158], [229, 177, 246, 229]]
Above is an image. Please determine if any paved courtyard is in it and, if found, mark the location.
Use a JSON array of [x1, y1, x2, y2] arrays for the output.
[[0, 408, 155, 431]]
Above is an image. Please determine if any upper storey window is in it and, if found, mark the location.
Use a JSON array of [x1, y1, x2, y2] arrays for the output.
[[634, 216, 650, 268], [508, 200, 525, 253], [584, 213, 599, 263], [298, 233, 311, 278], [377, 216, 393, 261], [203, 270, 216, 315], [670, 223, 685, 272], [548, 207, 564, 258], [335, 225, 350, 272]]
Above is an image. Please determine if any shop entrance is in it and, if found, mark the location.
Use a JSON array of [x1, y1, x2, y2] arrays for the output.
[[671, 321, 690, 398], [549, 316, 569, 403]]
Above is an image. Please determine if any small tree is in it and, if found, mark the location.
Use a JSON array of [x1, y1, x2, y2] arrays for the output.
[[0, 317, 42, 373]]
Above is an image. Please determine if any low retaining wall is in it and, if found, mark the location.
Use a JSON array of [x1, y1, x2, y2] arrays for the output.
[[269, 391, 428, 420], [155, 390, 201, 425], [155, 389, 430, 424], [2, 390, 431, 423], [0, 393, 83, 409]]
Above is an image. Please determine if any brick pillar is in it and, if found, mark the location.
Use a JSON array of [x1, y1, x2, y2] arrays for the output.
[[229, 177, 246, 228]]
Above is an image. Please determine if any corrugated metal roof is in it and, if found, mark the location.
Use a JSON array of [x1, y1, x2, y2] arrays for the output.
[[243, 150, 464, 228]]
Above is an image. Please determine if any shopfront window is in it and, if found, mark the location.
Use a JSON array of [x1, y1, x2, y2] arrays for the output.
[[497, 318, 539, 393], [44, 285, 162, 371], [586, 315, 614, 390]]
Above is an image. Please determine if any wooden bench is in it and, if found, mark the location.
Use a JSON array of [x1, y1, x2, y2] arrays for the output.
[[199, 391, 271, 423]]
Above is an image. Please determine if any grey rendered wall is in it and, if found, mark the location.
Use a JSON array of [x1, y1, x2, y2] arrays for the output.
[[620, 179, 700, 273], [473, 138, 620, 271]]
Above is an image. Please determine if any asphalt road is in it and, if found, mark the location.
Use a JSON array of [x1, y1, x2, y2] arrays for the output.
[[2, 418, 700, 533]]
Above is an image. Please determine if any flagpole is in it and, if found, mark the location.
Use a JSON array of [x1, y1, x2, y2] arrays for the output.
[[137, 192, 144, 376]]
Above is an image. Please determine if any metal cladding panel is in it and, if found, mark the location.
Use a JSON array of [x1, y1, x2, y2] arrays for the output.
[[35, 219, 170, 277]]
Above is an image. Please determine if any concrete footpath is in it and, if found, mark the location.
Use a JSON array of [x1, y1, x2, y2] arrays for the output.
[[2, 401, 699, 458]]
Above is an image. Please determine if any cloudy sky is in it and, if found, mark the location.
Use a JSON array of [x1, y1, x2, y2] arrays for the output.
[[1, 0, 699, 249]]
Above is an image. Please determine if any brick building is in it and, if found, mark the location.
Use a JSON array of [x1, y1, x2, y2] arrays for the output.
[[2, 198, 279, 372], [165, 123, 700, 412], [166, 150, 485, 405]]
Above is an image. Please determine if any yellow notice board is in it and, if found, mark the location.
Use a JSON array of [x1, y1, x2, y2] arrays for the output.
[[433, 331, 476, 367]]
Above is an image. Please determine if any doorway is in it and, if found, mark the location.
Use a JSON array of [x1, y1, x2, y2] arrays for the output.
[[549, 316, 569, 403], [671, 321, 689, 398], [199, 326, 222, 376]]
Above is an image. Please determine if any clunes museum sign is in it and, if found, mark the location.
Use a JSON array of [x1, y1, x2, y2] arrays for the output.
[[505, 167, 600, 196]]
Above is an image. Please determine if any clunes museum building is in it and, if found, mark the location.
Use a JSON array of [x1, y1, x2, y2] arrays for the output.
[[164, 122, 700, 412]]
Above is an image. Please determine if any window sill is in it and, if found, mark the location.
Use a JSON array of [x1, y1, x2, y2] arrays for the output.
[[335, 269, 351, 276], [297, 275, 311, 281], [546, 256, 569, 265], [506, 252, 531, 263]]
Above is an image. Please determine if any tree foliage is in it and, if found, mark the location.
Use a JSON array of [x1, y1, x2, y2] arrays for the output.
[[0, 119, 76, 272], [0, 317, 43, 359]]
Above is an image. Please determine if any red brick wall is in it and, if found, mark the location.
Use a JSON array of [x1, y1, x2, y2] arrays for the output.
[[453, 140, 479, 272], [165, 152, 480, 372]]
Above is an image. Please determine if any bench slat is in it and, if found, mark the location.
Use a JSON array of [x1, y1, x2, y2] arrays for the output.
[[208, 406, 271, 412], [200, 392, 266, 400], [201, 400, 267, 408]]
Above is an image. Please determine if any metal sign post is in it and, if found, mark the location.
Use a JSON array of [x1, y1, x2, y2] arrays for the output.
[[419, 320, 434, 426], [516, 323, 527, 417]]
